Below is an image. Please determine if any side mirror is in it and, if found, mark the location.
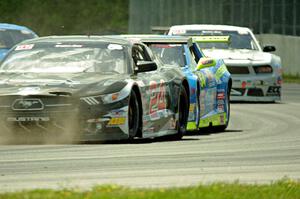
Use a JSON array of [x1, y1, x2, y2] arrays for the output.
[[196, 57, 216, 70], [263, 45, 276, 52], [135, 61, 157, 73]]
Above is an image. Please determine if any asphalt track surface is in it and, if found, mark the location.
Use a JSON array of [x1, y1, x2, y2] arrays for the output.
[[0, 83, 299, 192]]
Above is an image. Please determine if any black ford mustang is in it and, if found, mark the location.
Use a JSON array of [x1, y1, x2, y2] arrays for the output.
[[0, 36, 190, 143]]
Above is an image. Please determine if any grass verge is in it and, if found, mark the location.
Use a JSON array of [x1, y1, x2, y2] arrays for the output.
[[283, 73, 300, 84], [0, 179, 299, 199]]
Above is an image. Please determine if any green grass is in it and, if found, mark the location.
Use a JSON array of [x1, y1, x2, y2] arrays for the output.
[[283, 73, 300, 84], [1, 179, 299, 199]]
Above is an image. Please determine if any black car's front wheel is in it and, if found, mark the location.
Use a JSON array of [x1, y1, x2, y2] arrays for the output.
[[173, 85, 189, 140], [128, 90, 140, 139]]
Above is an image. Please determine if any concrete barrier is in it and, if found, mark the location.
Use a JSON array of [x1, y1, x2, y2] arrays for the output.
[[256, 34, 300, 75]]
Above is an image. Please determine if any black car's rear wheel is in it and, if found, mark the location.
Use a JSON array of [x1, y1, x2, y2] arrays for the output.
[[173, 85, 189, 140], [128, 90, 140, 139]]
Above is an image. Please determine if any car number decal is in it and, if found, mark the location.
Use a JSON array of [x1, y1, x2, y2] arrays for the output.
[[149, 80, 167, 114]]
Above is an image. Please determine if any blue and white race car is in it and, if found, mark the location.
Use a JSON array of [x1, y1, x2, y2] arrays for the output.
[[0, 23, 38, 60], [122, 35, 232, 132]]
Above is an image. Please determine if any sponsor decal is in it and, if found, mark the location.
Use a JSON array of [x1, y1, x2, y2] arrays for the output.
[[107, 44, 123, 50], [217, 104, 224, 112], [87, 118, 110, 123], [217, 92, 225, 100], [111, 109, 127, 117], [7, 117, 49, 122], [241, 81, 247, 88], [220, 114, 225, 124], [173, 29, 186, 34], [107, 117, 126, 126], [15, 44, 34, 51], [149, 80, 167, 114], [189, 104, 195, 112], [266, 86, 281, 96], [197, 72, 206, 88], [215, 64, 227, 80], [217, 100, 225, 105]]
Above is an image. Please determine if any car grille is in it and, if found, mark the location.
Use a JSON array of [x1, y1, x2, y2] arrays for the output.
[[226, 66, 250, 74], [0, 95, 80, 133], [247, 88, 264, 96]]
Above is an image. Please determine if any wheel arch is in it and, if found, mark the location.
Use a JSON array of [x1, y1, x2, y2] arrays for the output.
[[131, 84, 143, 138], [228, 78, 232, 93], [181, 79, 190, 106], [196, 80, 201, 97], [181, 79, 190, 124]]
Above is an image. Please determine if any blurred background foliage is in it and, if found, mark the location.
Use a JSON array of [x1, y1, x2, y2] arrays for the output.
[[0, 0, 129, 36]]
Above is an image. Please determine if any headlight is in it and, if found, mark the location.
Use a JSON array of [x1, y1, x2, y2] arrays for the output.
[[253, 65, 273, 74], [81, 93, 123, 105], [101, 82, 132, 104], [101, 92, 122, 104], [81, 83, 131, 105]]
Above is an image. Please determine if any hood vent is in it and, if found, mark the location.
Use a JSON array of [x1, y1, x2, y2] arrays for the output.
[[49, 91, 72, 96]]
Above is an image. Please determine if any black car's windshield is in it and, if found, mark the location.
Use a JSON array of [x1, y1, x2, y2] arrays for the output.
[[176, 30, 258, 50], [148, 44, 185, 67], [0, 29, 36, 49], [0, 42, 127, 74]]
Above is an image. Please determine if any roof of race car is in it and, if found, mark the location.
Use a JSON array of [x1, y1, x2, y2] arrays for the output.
[[0, 23, 37, 34], [16, 35, 139, 46], [169, 24, 251, 33]]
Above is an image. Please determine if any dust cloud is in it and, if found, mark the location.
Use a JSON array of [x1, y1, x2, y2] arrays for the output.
[[0, 115, 81, 145]]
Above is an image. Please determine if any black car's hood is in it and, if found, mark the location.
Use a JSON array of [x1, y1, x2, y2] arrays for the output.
[[0, 72, 129, 97]]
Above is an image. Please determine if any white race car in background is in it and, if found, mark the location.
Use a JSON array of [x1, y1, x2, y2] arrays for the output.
[[169, 24, 282, 102]]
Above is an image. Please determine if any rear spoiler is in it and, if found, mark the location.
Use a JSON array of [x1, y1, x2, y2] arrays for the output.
[[151, 26, 170, 34]]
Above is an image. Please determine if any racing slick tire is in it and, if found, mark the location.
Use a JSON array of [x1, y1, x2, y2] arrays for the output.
[[172, 85, 189, 140], [195, 83, 201, 128], [128, 90, 140, 140]]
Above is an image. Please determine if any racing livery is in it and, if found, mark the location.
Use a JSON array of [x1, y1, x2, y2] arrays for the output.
[[121, 35, 231, 132], [0, 23, 38, 61], [169, 24, 282, 102], [0, 36, 189, 143]]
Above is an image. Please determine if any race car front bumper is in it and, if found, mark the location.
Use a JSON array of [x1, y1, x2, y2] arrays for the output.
[[0, 95, 131, 142], [230, 74, 281, 102]]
